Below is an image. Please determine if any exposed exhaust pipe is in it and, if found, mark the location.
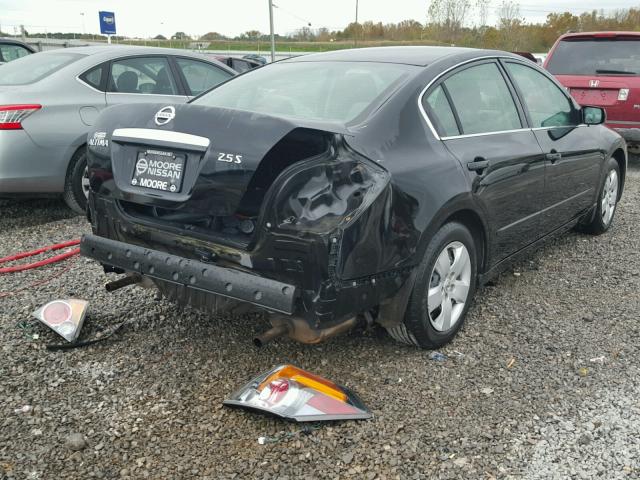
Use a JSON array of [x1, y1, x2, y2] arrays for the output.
[[253, 323, 289, 348], [105, 274, 141, 292], [253, 314, 360, 347]]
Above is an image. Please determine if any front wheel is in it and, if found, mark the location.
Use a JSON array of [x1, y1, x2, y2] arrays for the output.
[[579, 158, 620, 235], [386, 222, 477, 349]]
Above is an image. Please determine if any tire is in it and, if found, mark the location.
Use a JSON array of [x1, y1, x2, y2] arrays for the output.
[[579, 158, 620, 235], [63, 147, 89, 215], [386, 222, 477, 349]]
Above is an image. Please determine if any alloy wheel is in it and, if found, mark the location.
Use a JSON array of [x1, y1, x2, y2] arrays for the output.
[[81, 166, 90, 199], [427, 241, 471, 332], [601, 169, 618, 226]]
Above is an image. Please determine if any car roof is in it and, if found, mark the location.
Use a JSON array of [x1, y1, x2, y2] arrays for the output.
[[283, 46, 511, 66], [33, 45, 234, 74], [37, 45, 219, 61], [0, 38, 35, 49], [559, 31, 640, 40]]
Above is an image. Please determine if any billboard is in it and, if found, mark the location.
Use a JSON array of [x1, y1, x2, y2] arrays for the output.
[[99, 11, 116, 35]]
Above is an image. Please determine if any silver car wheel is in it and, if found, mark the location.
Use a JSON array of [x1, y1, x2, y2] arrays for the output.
[[601, 169, 618, 226], [428, 241, 471, 332], [81, 166, 90, 199]]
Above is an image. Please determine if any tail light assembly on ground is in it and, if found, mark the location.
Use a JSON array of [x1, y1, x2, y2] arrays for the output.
[[224, 365, 371, 422]]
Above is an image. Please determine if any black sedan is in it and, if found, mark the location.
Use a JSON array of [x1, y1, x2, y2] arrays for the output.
[[81, 47, 626, 349]]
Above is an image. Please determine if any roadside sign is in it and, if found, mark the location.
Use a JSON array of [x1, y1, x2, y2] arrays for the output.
[[99, 11, 116, 35]]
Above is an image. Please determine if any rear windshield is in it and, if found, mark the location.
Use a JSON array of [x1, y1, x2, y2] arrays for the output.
[[546, 38, 640, 76], [0, 52, 84, 85], [192, 61, 417, 124]]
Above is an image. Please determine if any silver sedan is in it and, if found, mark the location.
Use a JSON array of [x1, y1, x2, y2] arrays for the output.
[[0, 46, 235, 213]]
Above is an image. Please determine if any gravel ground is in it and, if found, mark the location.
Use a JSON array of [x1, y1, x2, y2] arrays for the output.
[[1, 163, 639, 480]]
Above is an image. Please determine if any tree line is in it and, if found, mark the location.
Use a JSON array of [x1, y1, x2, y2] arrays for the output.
[[3, 3, 639, 53], [226, 3, 640, 52]]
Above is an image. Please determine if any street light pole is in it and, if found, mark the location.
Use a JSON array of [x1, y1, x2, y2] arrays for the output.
[[354, 0, 359, 47], [268, 0, 276, 62]]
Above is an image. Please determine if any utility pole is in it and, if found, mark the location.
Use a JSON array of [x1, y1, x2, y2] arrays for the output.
[[268, 0, 275, 62], [354, 0, 359, 46]]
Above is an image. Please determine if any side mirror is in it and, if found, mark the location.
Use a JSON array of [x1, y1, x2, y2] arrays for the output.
[[582, 106, 606, 125]]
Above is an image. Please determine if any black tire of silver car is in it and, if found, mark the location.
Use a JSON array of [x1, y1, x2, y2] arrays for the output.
[[578, 158, 620, 235], [387, 222, 477, 349], [63, 147, 89, 215]]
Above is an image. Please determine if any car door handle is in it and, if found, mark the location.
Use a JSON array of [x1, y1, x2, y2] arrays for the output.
[[467, 157, 489, 172], [546, 152, 562, 163]]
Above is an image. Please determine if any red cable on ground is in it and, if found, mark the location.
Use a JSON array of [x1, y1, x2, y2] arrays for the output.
[[0, 239, 80, 263], [0, 257, 78, 298], [0, 239, 81, 274]]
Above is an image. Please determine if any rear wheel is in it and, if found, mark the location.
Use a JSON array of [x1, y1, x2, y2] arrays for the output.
[[386, 222, 477, 348], [63, 147, 89, 215], [579, 158, 620, 235]]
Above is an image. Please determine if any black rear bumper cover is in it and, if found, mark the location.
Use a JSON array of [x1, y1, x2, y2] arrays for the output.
[[80, 234, 298, 315]]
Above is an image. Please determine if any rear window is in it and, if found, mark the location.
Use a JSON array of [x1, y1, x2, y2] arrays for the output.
[[546, 38, 640, 76], [0, 52, 84, 85], [192, 61, 417, 124]]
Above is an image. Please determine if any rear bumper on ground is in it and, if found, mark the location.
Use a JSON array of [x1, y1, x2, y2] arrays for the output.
[[80, 233, 298, 315], [85, 193, 413, 327]]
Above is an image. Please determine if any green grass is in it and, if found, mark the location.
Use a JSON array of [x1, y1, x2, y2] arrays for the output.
[[113, 38, 446, 53]]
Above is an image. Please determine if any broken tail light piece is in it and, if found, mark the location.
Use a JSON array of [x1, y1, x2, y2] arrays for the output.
[[224, 365, 372, 422], [32, 299, 88, 342]]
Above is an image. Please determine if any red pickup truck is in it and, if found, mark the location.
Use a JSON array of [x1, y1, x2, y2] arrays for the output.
[[544, 31, 640, 155]]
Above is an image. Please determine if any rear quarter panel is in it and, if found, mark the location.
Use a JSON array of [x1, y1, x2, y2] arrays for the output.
[[345, 66, 479, 274]]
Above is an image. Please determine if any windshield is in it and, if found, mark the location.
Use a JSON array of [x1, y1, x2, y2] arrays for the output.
[[0, 52, 84, 85], [546, 38, 640, 76], [192, 61, 417, 123]]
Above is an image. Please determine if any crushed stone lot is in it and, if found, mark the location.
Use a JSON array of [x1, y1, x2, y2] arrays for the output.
[[1, 163, 639, 480]]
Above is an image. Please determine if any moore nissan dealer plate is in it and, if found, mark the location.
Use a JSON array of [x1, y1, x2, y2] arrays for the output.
[[132, 149, 185, 193]]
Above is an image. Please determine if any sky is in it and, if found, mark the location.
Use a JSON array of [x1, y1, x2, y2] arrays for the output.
[[0, 0, 638, 38]]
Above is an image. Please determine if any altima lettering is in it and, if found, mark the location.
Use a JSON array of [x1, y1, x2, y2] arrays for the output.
[[88, 131, 109, 148], [146, 159, 183, 179]]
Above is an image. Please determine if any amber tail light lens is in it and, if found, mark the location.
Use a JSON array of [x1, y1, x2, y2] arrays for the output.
[[224, 364, 372, 422]]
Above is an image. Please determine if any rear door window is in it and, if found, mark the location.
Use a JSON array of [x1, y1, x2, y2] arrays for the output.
[[175, 58, 233, 95], [506, 62, 578, 128], [442, 62, 522, 135], [109, 57, 178, 95], [80, 65, 104, 90], [423, 85, 460, 137], [546, 38, 640, 76]]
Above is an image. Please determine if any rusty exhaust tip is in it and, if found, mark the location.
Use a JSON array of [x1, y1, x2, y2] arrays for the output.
[[105, 274, 141, 292], [253, 323, 289, 348]]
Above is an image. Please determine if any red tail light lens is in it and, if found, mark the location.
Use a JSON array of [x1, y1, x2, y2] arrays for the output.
[[224, 364, 372, 422], [0, 104, 42, 130]]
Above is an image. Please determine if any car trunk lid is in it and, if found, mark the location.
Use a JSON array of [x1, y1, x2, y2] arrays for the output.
[[90, 102, 346, 225]]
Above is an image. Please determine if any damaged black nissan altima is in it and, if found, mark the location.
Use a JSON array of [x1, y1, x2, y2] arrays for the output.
[[81, 47, 627, 348]]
